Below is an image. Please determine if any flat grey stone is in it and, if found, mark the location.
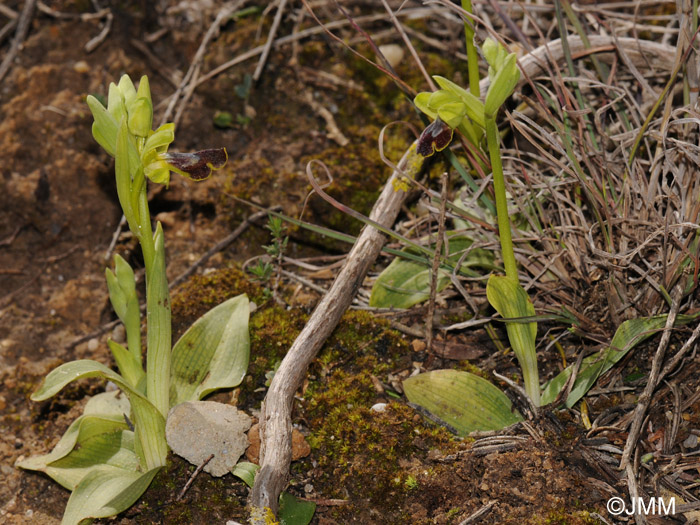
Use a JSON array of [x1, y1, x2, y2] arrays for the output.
[[166, 401, 252, 477]]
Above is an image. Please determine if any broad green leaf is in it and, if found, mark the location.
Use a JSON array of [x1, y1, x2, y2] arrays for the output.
[[44, 428, 138, 491], [30, 359, 166, 469], [404, 370, 523, 435], [279, 491, 316, 525], [370, 234, 493, 309], [541, 313, 698, 407], [486, 275, 539, 406], [17, 391, 132, 489], [232, 461, 260, 488], [170, 294, 250, 406], [61, 465, 160, 525]]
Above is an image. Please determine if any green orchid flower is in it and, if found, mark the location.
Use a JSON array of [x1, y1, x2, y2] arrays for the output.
[[87, 75, 228, 187]]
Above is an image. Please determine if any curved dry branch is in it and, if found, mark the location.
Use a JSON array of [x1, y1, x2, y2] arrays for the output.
[[247, 34, 677, 521], [478, 35, 676, 96], [248, 145, 424, 518]]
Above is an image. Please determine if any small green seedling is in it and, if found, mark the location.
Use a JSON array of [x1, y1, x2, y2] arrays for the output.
[[18, 75, 250, 525]]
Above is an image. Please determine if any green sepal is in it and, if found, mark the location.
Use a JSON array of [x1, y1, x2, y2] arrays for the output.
[[483, 38, 507, 75], [437, 102, 467, 129], [414, 92, 436, 120], [143, 160, 171, 185], [433, 76, 485, 127], [117, 75, 137, 107], [427, 89, 460, 109], [107, 82, 127, 126], [87, 95, 118, 156]]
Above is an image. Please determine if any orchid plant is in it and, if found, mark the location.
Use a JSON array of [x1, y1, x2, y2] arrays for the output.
[[400, 37, 542, 432], [18, 75, 251, 524]]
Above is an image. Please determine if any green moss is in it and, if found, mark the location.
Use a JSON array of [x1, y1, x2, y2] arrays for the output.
[[170, 266, 266, 337], [238, 306, 308, 407], [531, 508, 598, 525], [303, 311, 460, 521]]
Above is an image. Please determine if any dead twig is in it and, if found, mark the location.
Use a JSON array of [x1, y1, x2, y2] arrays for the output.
[[70, 210, 270, 349], [253, 0, 288, 82], [160, 0, 247, 127], [248, 144, 424, 519], [426, 173, 448, 352], [459, 500, 496, 524], [299, 90, 349, 146], [84, 9, 112, 52], [0, 0, 36, 85], [169, 208, 275, 290], [176, 454, 215, 501], [620, 287, 682, 469]]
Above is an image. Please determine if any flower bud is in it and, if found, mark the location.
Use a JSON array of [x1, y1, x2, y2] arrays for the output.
[[117, 75, 137, 106], [107, 82, 126, 124], [127, 97, 153, 138], [485, 53, 520, 117]]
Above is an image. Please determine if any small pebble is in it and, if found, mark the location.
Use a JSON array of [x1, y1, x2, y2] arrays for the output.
[[411, 340, 426, 352], [87, 338, 99, 351], [304, 483, 314, 493], [73, 60, 90, 74], [683, 433, 699, 449], [111, 324, 126, 344], [379, 44, 404, 68], [370, 402, 388, 413]]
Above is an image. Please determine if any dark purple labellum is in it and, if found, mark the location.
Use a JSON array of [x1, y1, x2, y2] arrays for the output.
[[416, 117, 454, 157], [163, 148, 228, 181]]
